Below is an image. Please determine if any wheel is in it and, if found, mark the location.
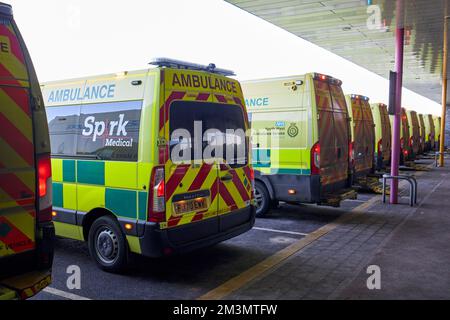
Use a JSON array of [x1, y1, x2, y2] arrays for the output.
[[88, 216, 128, 273], [255, 181, 270, 217]]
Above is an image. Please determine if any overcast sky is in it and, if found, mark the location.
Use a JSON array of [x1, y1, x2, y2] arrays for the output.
[[6, 0, 441, 115]]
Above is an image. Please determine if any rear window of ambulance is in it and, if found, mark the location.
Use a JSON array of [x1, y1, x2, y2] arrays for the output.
[[169, 101, 247, 167]]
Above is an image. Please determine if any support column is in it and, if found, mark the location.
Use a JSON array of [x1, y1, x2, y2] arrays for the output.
[[390, 0, 405, 204], [439, 16, 449, 167]]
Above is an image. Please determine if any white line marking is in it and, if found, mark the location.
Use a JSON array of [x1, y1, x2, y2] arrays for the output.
[[253, 227, 308, 237], [43, 287, 91, 300]]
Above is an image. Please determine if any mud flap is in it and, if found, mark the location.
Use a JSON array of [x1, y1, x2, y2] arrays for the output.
[[401, 161, 431, 172], [0, 271, 51, 300], [355, 175, 389, 195], [319, 188, 358, 207]]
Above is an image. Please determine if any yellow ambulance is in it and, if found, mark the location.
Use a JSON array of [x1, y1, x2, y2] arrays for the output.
[[418, 113, 426, 154], [42, 58, 255, 272], [424, 114, 435, 152], [433, 116, 441, 151], [406, 110, 420, 158], [370, 103, 391, 170], [345, 95, 375, 179], [243, 73, 356, 216], [390, 108, 411, 163], [1, 2, 54, 299]]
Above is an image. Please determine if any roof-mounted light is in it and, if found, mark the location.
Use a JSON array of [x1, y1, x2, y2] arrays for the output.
[[314, 73, 342, 85], [149, 57, 236, 77], [351, 94, 369, 101]]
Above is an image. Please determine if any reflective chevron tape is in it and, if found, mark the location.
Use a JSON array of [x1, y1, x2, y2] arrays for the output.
[[0, 215, 35, 254]]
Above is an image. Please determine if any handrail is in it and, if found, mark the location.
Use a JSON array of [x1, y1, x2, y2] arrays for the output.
[[382, 174, 418, 207]]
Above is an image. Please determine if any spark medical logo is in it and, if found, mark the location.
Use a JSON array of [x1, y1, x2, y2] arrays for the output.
[[82, 113, 132, 146], [47, 84, 116, 103]]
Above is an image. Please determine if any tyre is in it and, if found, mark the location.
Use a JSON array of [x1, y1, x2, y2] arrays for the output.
[[255, 181, 270, 217], [88, 216, 128, 273], [270, 200, 280, 209]]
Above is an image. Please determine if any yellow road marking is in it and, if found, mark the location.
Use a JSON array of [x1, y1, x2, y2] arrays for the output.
[[199, 165, 432, 300]]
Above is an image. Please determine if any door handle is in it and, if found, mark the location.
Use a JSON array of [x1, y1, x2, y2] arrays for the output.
[[220, 174, 233, 182]]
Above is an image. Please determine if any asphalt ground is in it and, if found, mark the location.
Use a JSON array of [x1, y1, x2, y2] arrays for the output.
[[32, 194, 374, 300]]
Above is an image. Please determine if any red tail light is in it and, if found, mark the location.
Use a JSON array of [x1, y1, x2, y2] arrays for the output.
[[311, 142, 320, 175], [349, 142, 355, 168], [249, 167, 255, 182], [403, 149, 409, 157], [148, 166, 166, 223], [377, 139, 383, 154], [37, 154, 52, 222]]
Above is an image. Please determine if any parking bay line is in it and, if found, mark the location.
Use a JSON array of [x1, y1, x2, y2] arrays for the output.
[[199, 164, 433, 300], [198, 197, 378, 300], [252, 227, 308, 237], [43, 287, 91, 300]]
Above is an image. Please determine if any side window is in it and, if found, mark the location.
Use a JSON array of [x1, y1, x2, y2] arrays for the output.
[[46, 105, 81, 156], [77, 100, 142, 161]]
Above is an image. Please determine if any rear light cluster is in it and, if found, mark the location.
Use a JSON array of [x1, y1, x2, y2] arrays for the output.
[[313, 73, 342, 86], [148, 166, 166, 223], [349, 142, 355, 167], [37, 154, 52, 223], [377, 139, 383, 154], [311, 142, 320, 175]]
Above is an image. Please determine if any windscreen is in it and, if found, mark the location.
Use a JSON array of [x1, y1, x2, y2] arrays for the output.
[[169, 101, 247, 168]]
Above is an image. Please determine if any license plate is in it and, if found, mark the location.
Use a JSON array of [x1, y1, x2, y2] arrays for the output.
[[173, 198, 208, 215]]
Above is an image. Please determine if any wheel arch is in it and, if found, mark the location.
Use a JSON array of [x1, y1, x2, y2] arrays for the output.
[[254, 170, 276, 201], [82, 207, 118, 241]]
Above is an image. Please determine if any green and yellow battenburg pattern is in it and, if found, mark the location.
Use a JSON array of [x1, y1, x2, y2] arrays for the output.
[[51, 159, 149, 252]]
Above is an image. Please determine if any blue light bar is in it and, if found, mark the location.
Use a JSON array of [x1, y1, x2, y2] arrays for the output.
[[149, 57, 236, 77], [351, 94, 370, 101]]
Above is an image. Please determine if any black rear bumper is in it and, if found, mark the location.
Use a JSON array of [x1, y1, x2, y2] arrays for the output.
[[139, 206, 256, 257], [262, 173, 350, 204]]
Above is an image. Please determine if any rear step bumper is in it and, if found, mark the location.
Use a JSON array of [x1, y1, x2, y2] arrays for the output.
[[139, 206, 256, 257], [0, 271, 51, 300], [319, 188, 358, 207]]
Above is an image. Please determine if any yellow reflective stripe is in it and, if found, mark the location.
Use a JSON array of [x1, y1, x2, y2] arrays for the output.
[[13, 170, 35, 194], [179, 214, 194, 225], [3, 211, 35, 241], [0, 137, 30, 168], [0, 89, 32, 142], [126, 236, 141, 254], [0, 239, 16, 256], [222, 179, 246, 209], [0, 35, 28, 80]]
